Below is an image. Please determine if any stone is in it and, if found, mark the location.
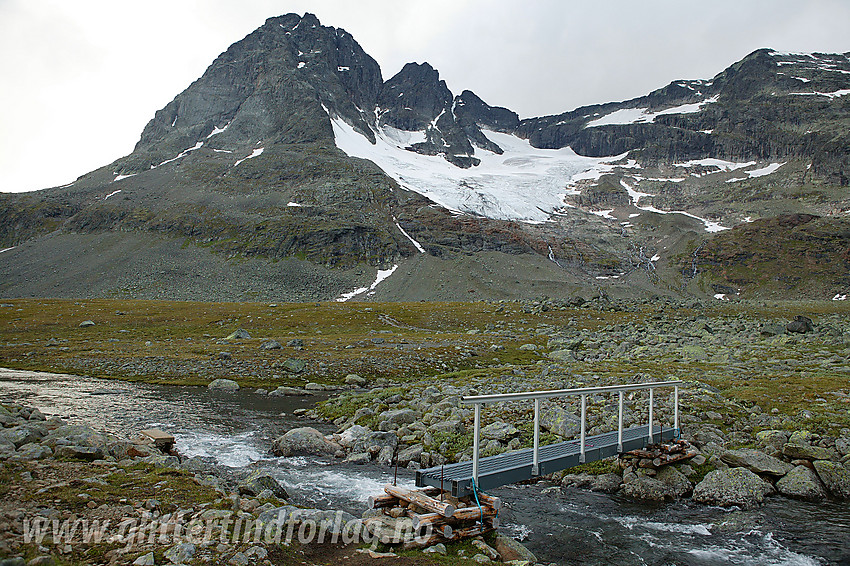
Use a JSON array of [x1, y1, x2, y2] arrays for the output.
[[788, 430, 814, 444], [217, 351, 232, 360], [776, 465, 827, 501], [380, 409, 417, 426], [692, 468, 775, 508], [26, 558, 54, 566], [11, 443, 52, 461], [547, 349, 575, 362], [3, 426, 45, 448], [238, 470, 289, 499], [287, 338, 304, 348], [259, 340, 282, 350], [228, 552, 249, 566], [280, 358, 307, 373], [481, 421, 518, 441], [396, 444, 423, 466], [655, 466, 693, 498], [244, 546, 268, 560], [54, 445, 104, 461], [786, 316, 814, 334], [345, 452, 371, 464], [164, 542, 195, 564], [226, 328, 251, 340], [755, 430, 789, 450], [540, 407, 580, 438], [272, 427, 340, 457], [812, 460, 850, 499], [518, 343, 537, 351], [344, 374, 367, 386], [269, 386, 311, 396], [472, 539, 500, 561], [760, 324, 786, 336], [338, 425, 372, 448], [78, 320, 96, 328], [494, 534, 538, 563], [621, 471, 673, 502], [783, 443, 835, 461], [428, 419, 464, 435], [591, 473, 623, 493], [208, 378, 239, 391], [720, 448, 794, 477], [423, 543, 447, 555], [472, 554, 491, 563], [132, 552, 155, 566]]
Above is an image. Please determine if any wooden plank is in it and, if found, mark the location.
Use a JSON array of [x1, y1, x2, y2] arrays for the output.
[[384, 485, 455, 518]]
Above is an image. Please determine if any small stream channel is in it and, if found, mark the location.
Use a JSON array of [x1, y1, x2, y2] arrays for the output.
[[1, 369, 848, 565]]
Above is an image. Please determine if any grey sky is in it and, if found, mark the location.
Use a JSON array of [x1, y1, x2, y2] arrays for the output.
[[1, 0, 848, 193]]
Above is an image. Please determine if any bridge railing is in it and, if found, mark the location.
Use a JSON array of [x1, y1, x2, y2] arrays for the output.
[[461, 380, 683, 484]]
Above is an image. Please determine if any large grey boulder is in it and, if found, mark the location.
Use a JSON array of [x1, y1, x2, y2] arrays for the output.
[[379, 409, 417, 427], [269, 386, 311, 396], [164, 542, 195, 564], [692, 468, 775, 508], [783, 443, 836, 461], [540, 407, 580, 438], [776, 465, 827, 501], [337, 425, 372, 449], [54, 445, 105, 461], [2, 425, 45, 448], [226, 329, 251, 340], [720, 448, 794, 477], [655, 466, 693, 498], [259, 340, 282, 350], [41, 425, 108, 449], [621, 470, 672, 502], [481, 421, 518, 441], [349, 431, 398, 456], [493, 534, 537, 563], [272, 427, 340, 457], [813, 460, 850, 499], [208, 378, 239, 391], [10, 443, 52, 461]]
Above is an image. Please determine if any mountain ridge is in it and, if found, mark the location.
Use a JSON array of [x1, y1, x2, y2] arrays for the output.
[[0, 13, 847, 302]]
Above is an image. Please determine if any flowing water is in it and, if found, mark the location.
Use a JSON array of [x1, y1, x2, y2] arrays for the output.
[[1, 369, 848, 565]]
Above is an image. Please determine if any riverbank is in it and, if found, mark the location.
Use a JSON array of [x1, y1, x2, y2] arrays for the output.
[[0, 400, 532, 566]]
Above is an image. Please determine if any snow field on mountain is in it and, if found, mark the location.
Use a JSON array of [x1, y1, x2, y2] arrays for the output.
[[331, 115, 617, 223]]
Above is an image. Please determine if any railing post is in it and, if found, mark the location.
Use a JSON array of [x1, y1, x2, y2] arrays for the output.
[[648, 388, 654, 443], [617, 390, 624, 452], [532, 398, 540, 475], [580, 394, 586, 463], [674, 385, 679, 434], [473, 403, 480, 485]]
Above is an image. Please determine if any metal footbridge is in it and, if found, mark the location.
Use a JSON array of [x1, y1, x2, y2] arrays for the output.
[[416, 381, 682, 497]]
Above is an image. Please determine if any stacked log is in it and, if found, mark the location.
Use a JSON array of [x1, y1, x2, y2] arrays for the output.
[[620, 439, 697, 470], [364, 484, 500, 549]]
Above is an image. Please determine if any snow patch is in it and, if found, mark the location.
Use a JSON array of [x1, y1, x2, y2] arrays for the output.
[[674, 158, 756, 172], [788, 89, 850, 99], [714, 294, 728, 301], [206, 122, 231, 139], [727, 162, 785, 182], [103, 189, 122, 200], [0, 247, 15, 254], [585, 96, 718, 128], [336, 265, 399, 302], [833, 294, 847, 301], [112, 174, 135, 182], [287, 202, 303, 207], [233, 147, 264, 167], [589, 209, 615, 219], [213, 149, 233, 153], [337, 66, 350, 72], [297, 61, 306, 69], [152, 141, 204, 169], [395, 221, 425, 253]]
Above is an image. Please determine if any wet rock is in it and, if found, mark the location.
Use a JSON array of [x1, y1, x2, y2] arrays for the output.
[[345, 452, 371, 464], [494, 533, 538, 563], [720, 448, 794, 477], [692, 468, 775, 508], [812, 460, 850, 499], [208, 378, 239, 391], [272, 427, 340, 457], [238, 470, 288, 500], [226, 329, 251, 340], [776, 465, 827, 501], [259, 340, 282, 350]]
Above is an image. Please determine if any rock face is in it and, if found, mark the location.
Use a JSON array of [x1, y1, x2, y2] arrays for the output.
[[692, 468, 775, 508], [271, 427, 340, 457]]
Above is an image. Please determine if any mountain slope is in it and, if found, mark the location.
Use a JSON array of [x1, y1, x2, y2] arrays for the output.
[[0, 14, 847, 302]]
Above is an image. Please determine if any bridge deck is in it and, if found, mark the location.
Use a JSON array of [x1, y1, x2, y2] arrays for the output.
[[416, 424, 675, 497]]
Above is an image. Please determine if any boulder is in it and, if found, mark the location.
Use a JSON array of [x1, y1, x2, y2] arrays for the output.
[[540, 407, 580, 438], [428, 420, 464, 435], [338, 425, 372, 449], [655, 466, 693, 498], [259, 340, 282, 350], [720, 448, 794, 477], [783, 443, 836, 462], [226, 329, 251, 340], [494, 534, 537, 563], [269, 386, 311, 396], [812, 460, 850, 499], [396, 444, 423, 466], [280, 358, 307, 373], [164, 543, 195, 564], [481, 421, 518, 441], [287, 338, 305, 348], [208, 378, 239, 391], [379, 409, 417, 427], [2, 425, 45, 448], [591, 473, 623, 493], [41, 425, 107, 449], [621, 471, 671, 502], [54, 445, 105, 461], [344, 374, 367, 386], [786, 316, 814, 334], [79, 320, 96, 328], [272, 427, 340, 457], [692, 468, 775, 508], [755, 430, 789, 451], [238, 470, 288, 500], [776, 465, 827, 501], [11, 443, 52, 461]]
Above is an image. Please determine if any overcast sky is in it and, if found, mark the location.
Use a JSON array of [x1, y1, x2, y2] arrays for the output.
[[1, 0, 848, 193]]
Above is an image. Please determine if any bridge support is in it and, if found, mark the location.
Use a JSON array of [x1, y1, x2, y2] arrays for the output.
[[532, 398, 540, 475]]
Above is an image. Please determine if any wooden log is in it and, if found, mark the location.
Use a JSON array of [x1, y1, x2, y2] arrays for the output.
[[411, 508, 499, 531], [384, 485, 455, 518], [401, 533, 442, 551], [448, 524, 494, 540], [472, 492, 501, 511], [367, 493, 399, 509]]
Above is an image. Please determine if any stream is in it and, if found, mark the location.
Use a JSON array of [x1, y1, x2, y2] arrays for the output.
[[1, 369, 848, 565]]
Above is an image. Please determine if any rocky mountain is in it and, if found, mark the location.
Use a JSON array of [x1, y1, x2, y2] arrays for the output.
[[0, 14, 847, 302]]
